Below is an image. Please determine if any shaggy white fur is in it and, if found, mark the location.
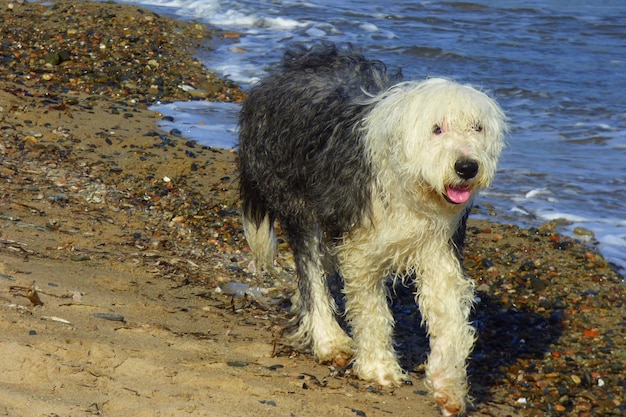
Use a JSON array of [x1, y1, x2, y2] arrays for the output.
[[342, 79, 504, 415]]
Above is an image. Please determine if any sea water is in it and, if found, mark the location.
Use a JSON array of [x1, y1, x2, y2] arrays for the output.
[[119, 0, 626, 275]]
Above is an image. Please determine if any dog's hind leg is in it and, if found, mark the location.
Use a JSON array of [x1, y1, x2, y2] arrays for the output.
[[417, 249, 475, 416], [286, 224, 353, 367]]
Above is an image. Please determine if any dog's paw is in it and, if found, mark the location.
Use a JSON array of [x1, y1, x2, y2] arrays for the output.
[[354, 359, 407, 387], [434, 391, 465, 416], [327, 350, 353, 369], [314, 335, 354, 368], [430, 375, 467, 416]]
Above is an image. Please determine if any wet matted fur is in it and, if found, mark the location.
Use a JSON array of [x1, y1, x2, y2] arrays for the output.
[[238, 43, 506, 416]]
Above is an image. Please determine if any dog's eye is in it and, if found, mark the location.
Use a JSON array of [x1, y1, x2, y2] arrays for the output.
[[433, 125, 442, 135], [473, 123, 483, 133]]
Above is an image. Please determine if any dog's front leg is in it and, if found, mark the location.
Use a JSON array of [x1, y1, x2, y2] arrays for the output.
[[417, 250, 475, 416], [342, 259, 406, 386]]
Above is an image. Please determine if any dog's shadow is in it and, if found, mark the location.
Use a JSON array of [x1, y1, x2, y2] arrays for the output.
[[278, 271, 562, 406], [388, 281, 563, 405]]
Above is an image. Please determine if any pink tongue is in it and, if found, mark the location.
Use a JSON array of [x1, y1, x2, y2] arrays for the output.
[[446, 186, 472, 204]]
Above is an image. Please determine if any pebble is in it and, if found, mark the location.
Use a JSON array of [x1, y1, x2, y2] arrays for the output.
[[226, 361, 248, 367], [1, 0, 244, 104], [22, 135, 38, 145], [91, 313, 126, 322], [47, 193, 69, 203], [573, 227, 595, 237], [1, 214, 20, 221]]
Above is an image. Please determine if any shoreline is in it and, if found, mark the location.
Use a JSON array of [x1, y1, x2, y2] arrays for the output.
[[0, 1, 624, 416]]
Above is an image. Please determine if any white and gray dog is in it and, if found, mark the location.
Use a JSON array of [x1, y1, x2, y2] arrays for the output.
[[238, 43, 505, 416]]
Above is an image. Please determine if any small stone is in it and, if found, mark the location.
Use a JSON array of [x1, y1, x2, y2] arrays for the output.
[[222, 31, 241, 39], [22, 135, 38, 145], [530, 276, 547, 292], [226, 361, 248, 367], [43, 52, 60, 65], [170, 215, 185, 225], [481, 258, 495, 268], [91, 313, 125, 322], [187, 88, 209, 99], [573, 227, 594, 237], [571, 375, 582, 384]]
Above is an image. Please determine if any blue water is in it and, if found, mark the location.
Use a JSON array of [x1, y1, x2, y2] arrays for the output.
[[120, 0, 626, 275]]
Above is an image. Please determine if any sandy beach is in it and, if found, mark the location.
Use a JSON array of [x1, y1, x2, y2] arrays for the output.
[[0, 1, 624, 416]]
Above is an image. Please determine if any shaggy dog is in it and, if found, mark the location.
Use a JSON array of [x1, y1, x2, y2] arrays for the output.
[[238, 43, 506, 416]]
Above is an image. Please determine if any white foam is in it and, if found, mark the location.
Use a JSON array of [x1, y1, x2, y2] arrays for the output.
[[120, 0, 221, 19], [574, 121, 613, 131], [537, 211, 590, 223], [569, 224, 626, 274], [524, 187, 551, 199], [510, 206, 532, 216], [359, 22, 379, 32], [212, 9, 307, 30]]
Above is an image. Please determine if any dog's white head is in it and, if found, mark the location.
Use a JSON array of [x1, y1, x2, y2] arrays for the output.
[[362, 78, 506, 212]]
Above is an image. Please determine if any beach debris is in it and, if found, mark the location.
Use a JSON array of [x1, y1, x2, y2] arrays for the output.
[[0, 214, 21, 221], [226, 360, 248, 367], [70, 291, 84, 302], [217, 281, 267, 306], [9, 282, 44, 306], [91, 313, 126, 322], [8, 281, 86, 306], [0, 239, 34, 255], [41, 316, 72, 325], [263, 364, 284, 371], [349, 408, 366, 417], [70, 254, 92, 262], [46, 193, 69, 205], [0, 273, 15, 281]]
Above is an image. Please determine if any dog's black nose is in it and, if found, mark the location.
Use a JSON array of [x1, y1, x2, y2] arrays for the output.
[[455, 160, 479, 180]]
